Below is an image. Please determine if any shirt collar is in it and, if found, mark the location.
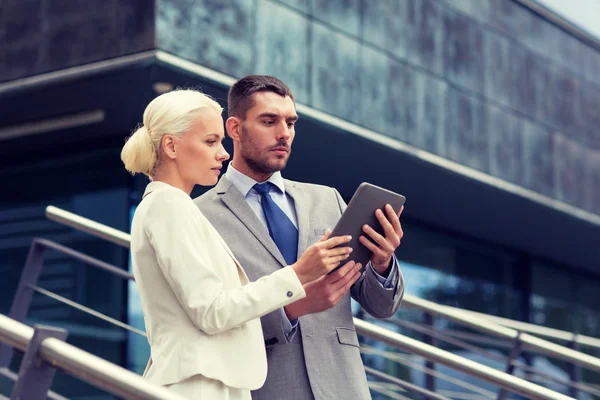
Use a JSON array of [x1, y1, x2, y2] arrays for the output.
[[225, 164, 286, 197]]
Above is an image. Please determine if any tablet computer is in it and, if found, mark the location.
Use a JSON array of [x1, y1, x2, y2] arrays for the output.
[[329, 182, 406, 273]]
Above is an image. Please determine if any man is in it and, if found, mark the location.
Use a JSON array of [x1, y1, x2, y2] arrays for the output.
[[195, 75, 404, 400]]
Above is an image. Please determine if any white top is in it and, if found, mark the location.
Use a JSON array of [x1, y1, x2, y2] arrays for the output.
[[129, 181, 305, 389]]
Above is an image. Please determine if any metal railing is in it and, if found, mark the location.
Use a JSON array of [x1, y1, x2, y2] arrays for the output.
[[371, 317, 600, 398], [1, 239, 572, 400], [0, 314, 186, 400], [353, 319, 573, 400], [444, 307, 600, 350], [46, 205, 131, 247], [402, 295, 600, 373], [46, 205, 600, 349], [46, 206, 600, 352], [35, 205, 600, 398]]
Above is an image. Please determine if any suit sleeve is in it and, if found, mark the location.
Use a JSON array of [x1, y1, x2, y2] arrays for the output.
[[257, 307, 300, 348], [332, 188, 404, 318], [145, 193, 306, 335]]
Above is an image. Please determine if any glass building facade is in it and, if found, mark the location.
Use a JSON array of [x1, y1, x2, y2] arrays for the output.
[[1, 0, 599, 398], [1, 141, 597, 397]]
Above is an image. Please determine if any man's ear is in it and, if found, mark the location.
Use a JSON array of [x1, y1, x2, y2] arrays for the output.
[[226, 117, 241, 141], [161, 134, 177, 159]]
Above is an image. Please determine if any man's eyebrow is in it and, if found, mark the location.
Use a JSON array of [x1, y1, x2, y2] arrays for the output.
[[258, 112, 279, 118], [257, 112, 298, 120]]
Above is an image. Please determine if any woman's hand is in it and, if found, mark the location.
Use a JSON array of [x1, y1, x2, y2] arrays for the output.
[[292, 231, 353, 284]]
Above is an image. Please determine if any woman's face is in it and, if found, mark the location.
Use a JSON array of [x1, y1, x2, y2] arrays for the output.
[[175, 108, 230, 187]]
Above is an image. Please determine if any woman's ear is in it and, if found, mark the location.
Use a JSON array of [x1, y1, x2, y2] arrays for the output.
[[226, 117, 241, 141], [161, 134, 177, 159]]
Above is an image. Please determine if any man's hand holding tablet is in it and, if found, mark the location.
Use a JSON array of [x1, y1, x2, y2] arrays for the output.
[[329, 183, 405, 275]]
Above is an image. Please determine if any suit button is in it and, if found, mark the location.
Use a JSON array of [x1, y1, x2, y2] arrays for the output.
[[287, 291, 293, 298]]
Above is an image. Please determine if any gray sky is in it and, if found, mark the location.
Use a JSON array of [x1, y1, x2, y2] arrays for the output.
[[536, 0, 600, 39]]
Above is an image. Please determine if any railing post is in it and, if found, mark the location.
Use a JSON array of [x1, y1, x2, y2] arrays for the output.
[[10, 325, 68, 400], [423, 312, 436, 394], [496, 332, 523, 400], [568, 334, 580, 399], [0, 239, 47, 369]]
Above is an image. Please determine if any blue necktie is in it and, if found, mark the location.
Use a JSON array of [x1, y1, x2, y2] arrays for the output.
[[253, 183, 299, 265]]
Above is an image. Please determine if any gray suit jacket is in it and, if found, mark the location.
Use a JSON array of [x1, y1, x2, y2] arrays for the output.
[[194, 176, 404, 400]]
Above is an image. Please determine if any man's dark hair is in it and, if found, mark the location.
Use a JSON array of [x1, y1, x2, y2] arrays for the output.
[[227, 75, 295, 118]]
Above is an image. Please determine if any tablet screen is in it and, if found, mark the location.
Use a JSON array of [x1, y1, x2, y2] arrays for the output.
[[329, 182, 405, 273]]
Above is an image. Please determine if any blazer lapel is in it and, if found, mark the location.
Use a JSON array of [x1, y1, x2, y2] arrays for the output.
[[284, 180, 310, 258], [216, 176, 288, 268]]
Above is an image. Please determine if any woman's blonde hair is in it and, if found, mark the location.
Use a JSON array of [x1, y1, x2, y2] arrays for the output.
[[121, 89, 222, 178]]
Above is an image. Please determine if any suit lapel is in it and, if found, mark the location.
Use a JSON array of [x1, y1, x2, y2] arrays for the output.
[[212, 228, 242, 268], [284, 180, 310, 258], [217, 176, 288, 268]]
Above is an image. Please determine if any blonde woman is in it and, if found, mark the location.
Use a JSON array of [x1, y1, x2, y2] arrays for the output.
[[121, 89, 358, 399]]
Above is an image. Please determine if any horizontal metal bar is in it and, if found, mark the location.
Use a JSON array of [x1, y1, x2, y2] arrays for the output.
[[440, 328, 513, 348], [438, 390, 489, 400], [368, 383, 410, 400], [380, 317, 599, 395], [26, 318, 126, 342], [448, 307, 600, 350], [0, 368, 67, 400], [383, 317, 568, 391], [402, 295, 600, 373], [519, 363, 600, 397], [353, 318, 573, 400], [0, 51, 157, 96], [382, 317, 510, 364], [365, 366, 450, 400], [361, 345, 496, 398], [0, 367, 18, 382], [0, 314, 184, 400], [368, 383, 412, 400], [31, 285, 146, 337], [0, 110, 105, 141], [45, 206, 131, 249], [367, 340, 598, 399], [35, 237, 134, 280]]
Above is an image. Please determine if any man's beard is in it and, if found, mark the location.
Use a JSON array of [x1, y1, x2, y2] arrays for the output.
[[240, 126, 290, 175]]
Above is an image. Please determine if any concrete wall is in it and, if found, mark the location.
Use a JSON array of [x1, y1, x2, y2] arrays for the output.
[[0, 0, 155, 82], [156, 0, 600, 215], [1, 0, 598, 214]]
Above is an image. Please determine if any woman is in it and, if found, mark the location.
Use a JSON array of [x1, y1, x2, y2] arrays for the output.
[[121, 89, 357, 399]]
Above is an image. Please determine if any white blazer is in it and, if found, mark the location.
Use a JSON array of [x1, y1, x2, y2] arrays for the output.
[[130, 181, 306, 389]]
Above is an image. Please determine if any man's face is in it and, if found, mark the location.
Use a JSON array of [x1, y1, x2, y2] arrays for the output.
[[238, 91, 298, 175]]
